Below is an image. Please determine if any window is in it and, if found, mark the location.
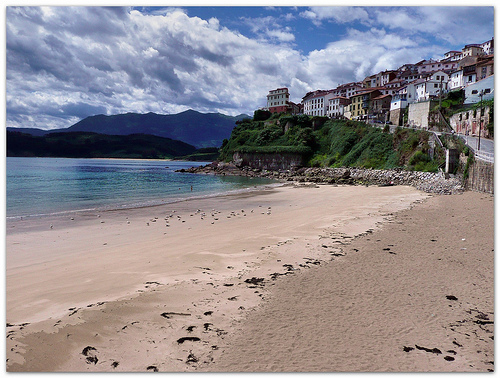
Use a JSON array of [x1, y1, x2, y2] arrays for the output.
[[471, 90, 478, 94], [484, 88, 491, 94]]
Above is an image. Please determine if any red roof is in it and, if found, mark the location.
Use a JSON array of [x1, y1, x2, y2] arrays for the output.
[[373, 94, 392, 100]]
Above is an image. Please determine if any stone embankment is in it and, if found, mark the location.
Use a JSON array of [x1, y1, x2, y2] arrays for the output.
[[178, 162, 464, 195]]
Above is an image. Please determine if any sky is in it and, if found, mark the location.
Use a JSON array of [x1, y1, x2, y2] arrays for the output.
[[4, 3, 496, 131]]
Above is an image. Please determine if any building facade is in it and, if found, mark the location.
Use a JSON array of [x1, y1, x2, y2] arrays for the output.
[[327, 96, 350, 118], [349, 89, 382, 120], [302, 90, 335, 116], [266, 88, 290, 113], [331, 82, 363, 98], [464, 75, 495, 104]]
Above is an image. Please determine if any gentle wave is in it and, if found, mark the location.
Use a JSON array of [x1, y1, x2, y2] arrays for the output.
[[6, 157, 278, 219]]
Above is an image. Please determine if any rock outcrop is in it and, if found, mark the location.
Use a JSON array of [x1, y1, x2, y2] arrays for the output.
[[177, 162, 464, 195]]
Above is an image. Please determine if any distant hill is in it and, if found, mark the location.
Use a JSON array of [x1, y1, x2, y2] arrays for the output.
[[7, 131, 197, 159], [7, 110, 250, 149]]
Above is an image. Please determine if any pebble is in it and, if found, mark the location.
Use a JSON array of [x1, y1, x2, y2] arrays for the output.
[[183, 164, 464, 195]]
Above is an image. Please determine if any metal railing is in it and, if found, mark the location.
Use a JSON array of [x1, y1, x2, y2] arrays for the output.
[[474, 150, 495, 163]]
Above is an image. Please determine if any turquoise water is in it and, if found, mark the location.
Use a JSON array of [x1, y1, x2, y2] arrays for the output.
[[6, 158, 275, 218]]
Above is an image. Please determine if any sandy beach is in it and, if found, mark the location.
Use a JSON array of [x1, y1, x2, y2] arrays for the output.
[[5, 183, 493, 372]]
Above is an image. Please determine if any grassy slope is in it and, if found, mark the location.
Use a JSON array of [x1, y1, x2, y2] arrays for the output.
[[219, 115, 445, 172]]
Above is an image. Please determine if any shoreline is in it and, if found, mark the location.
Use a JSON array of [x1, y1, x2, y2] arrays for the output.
[[6, 181, 283, 226], [6, 183, 430, 371]]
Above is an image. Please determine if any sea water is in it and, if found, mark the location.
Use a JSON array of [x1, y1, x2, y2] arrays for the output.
[[6, 157, 276, 219]]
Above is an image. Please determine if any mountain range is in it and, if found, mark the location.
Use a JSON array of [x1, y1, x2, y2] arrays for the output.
[[7, 110, 250, 149]]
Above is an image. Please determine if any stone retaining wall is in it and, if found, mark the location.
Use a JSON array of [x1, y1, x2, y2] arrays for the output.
[[467, 159, 494, 194], [232, 152, 305, 171]]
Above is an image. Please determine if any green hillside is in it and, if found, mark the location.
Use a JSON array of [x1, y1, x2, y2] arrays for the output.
[[219, 112, 445, 172], [7, 131, 197, 159]]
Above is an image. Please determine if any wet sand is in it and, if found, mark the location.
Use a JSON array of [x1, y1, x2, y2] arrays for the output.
[[6, 184, 492, 372]]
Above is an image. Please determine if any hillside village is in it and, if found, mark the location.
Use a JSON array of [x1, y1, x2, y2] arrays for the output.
[[264, 38, 494, 138]]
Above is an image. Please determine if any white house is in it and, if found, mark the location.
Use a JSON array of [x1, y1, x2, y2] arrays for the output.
[[480, 37, 494, 55], [302, 90, 336, 117], [443, 50, 462, 61], [463, 65, 477, 86], [266, 88, 290, 113], [327, 96, 350, 118], [404, 79, 421, 104], [449, 69, 464, 90], [331, 82, 363, 98], [414, 71, 449, 102], [464, 75, 494, 104], [390, 93, 408, 111]]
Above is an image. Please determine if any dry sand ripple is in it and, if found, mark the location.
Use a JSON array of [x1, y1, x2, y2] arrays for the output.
[[205, 191, 494, 372], [6, 184, 492, 372]]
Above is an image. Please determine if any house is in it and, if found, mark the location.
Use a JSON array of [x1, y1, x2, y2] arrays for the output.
[[462, 64, 477, 86], [417, 58, 458, 76], [417, 59, 440, 74], [462, 44, 485, 58], [436, 57, 460, 73], [362, 74, 376, 88], [464, 75, 494, 104], [389, 93, 408, 126], [475, 55, 494, 80], [372, 94, 392, 122], [385, 78, 406, 90], [403, 79, 422, 104], [327, 96, 350, 118], [449, 69, 464, 90], [443, 50, 463, 61], [302, 90, 336, 117], [449, 55, 483, 90], [266, 88, 290, 113], [380, 70, 398, 86], [397, 63, 420, 82], [390, 93, 408, 111], [480, 37, 494, 55], [349, 89, 382, 120], [362, 70, 397, 88], [331, 82, 363, 98], [414, 71, 449, 102]]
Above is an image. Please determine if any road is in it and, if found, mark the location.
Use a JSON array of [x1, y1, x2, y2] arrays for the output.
[[459, 135, 494, 154]]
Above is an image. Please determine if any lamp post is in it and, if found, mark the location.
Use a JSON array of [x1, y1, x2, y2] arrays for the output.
[[478, 90, 484, 151]]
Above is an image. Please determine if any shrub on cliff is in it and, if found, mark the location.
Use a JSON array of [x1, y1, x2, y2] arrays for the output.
[[218, 114, 316, 161], [253, 109, 272, 121], [219, 116, 443, 173]]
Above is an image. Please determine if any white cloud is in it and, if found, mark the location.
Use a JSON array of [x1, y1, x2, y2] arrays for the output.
[[374, 6, 494, 45], [301, 6, 370, 25], [5, 6, 495, 131], [301, 27, 436, 89], [240, 15, 296, 44], [6, 7, 306, 128]]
